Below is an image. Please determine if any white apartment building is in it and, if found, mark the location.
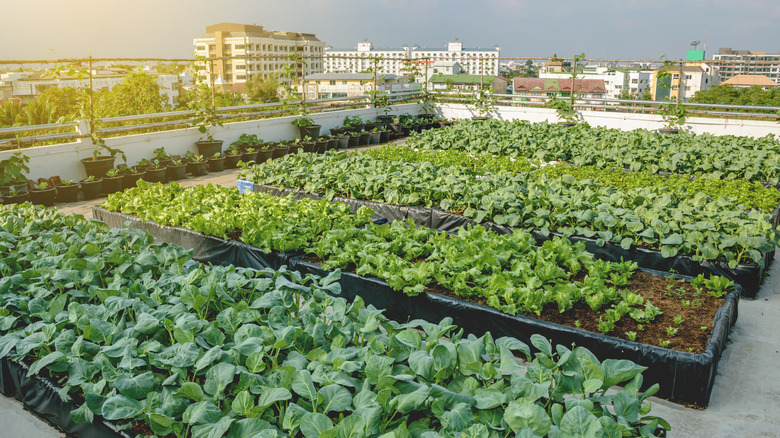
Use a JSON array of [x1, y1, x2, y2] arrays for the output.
[[324, 42, 410, 75], [193, 23, 326, 86], [324, 40, 500, 76], [650, 63, 719, 101], [300, 73, 420, 100], [713, 48, 780, 85], [3, 69, 180, 106], [412, 42, 500, 76], [539, 65, 652, 99]]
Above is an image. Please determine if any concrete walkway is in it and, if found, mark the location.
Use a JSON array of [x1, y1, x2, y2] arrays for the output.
[[5, 166, 780, 437]]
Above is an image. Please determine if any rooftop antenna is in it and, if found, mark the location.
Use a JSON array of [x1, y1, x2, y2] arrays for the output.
[[691, 40, 701, 51]]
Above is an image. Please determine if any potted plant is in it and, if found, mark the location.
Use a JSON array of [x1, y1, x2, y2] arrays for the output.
[[343, 115, 365, 132], [187, 154, 208, 176], [546, 97, 580, 126], [29, 181, 57, 207], [272, 142, 289, 159], [102, 168, 124, 195], [55, 179, 79, 203], [346, 131, 361, 148], [207, 152, 225, 172], [291, 116, 321, 139], [368, 127, 381, 144], [314, 136, 329, 154], [379, 128, 392, 143], [81, 135, 126, 179], [2, 186, 30, 205], [658, 101, 687, 134], [336, 134, 350, 150], [241, 147, 258, 164], [153, 147, 173, 167], [189, 82, 224, 157], [256, 143, 274, 163], [467, 88, 495, 120], [123, 166, 145, 188], [79, 175, 102, 200], [287, 139, 302, 155], [144, 159, 167, 182], [167, 159, 187, 181], [231, 133, 260, 152], [224, 148, 243, 169], [389, 117, 404, 137], [0, 152, 30, 195]]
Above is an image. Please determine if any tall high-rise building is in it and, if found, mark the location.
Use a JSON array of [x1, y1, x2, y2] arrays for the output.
[[193, 23, 326, 86], [712, 48, 780, 85]]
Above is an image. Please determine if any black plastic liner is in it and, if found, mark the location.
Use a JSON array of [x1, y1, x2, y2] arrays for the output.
[[244, 182, 772, 298], [0, 355, 132, 438], [92, 207, 291, 270], [288, 258, 739, 407]]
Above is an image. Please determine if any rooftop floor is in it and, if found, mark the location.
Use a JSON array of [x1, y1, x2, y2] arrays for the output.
[[5, 164, 780, 438]]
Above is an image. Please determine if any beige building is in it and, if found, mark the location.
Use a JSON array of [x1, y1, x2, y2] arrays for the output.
[[721, 74, 779, 89], [300, 73, 420, 100], [193, 23, 326, 86], [713, 48, 780, 85]]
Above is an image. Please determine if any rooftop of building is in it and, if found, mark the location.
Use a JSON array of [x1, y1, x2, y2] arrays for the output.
[[305, 73, 403, 81], [722, 74, 779, 87], [513, 77, 607, 93], [199, 22, 321, 42], [429, 74, 504, 84]]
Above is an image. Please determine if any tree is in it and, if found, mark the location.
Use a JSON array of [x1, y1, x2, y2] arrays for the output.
[[93, 72, 168, 117], [245, 73, 280, 103]]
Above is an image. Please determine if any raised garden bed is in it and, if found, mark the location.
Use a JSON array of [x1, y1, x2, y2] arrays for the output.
[[241, 179, 771, 298]]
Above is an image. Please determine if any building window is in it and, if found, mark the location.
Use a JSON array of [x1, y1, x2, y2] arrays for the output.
[[342, 81, 347, 85], [684, 75, 692, 80], [197, 45, 206, 51], [329, 80, 336, 85]]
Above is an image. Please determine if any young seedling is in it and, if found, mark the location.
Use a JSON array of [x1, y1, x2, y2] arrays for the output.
[[666, 326, 678, 337], [659, 339, 671, 348], [674, 315, 684, 325], [700, 325, 709, 332], [625, 331, 637, 342]]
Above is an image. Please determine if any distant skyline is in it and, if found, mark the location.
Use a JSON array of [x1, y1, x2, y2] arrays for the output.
[[2, 0, 779, 63]]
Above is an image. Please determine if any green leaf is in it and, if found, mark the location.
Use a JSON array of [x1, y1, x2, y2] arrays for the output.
[[392, 384, 431, 414], [231, 390, 255, 416], [300, 412, 334, 438], [318, 385, 353, 413], [292, 370, 318, 403], [176, 382, 206, 402], [182, 400, 222, 425], [257, 387, 292, 409], [473, 388, 505, 410], [192, 416, 234, 438], [101, 394, 143, 420], [601, 359, 647, 388], [559, 405, 602, 437], [27, 351, 65, 376], [115, 371, 155, 399], [503, 399, 551, 436]]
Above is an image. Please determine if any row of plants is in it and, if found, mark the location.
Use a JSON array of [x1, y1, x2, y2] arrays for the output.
[[102, 181, 374, 253], [404, 119, 780, 184], [238, 152, 778, 268], [0, 204, 670, 436], [101, 183, 732, 351], [362, 145, 780, 213]]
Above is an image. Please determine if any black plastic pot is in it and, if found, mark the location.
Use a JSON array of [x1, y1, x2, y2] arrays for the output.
[[55, 183, 79, 203], [207, 157, 225, 172], [376, 115, 394, 125], [326, 138, 338, 151], [358, 132, 371, 145], [241, 151, 258, 164], [256, 149, 273, 164], [101, 176, 124, 195], [658, 128, 680, 135], [348, 134, 360, 148], [224, 154, 242, 169], [401, 126, 412, 136], [315, 140, 328, 154], [389, 122, 403, 135], [302, 142, 316, 153], [288, 144, 302, 155], [123, 172, 145, 188], [272, 146, 288, 159], [166, 164, 187, 181], [187, 162, 208, 176], [80, 178, 102, 200], [195, 140, 223, 157], [29, 188, 57, 207], [2, 192, 30, 205], [379, 130, 391, 143], [337, 136, 349, 149], [368, 132, 381, 144], [144, 167, 167, 182], [81, 156, 115, 178], [0, 182, 28, 196], [298, 125, 321, 139], [418, 113, 436, 120]]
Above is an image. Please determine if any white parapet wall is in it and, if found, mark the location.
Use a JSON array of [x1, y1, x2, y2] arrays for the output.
[[434, 103, 780, 139], [1, 103, 421, 182]]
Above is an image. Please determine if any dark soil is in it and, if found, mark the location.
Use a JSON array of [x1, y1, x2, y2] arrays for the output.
[[300, 253, 725, 354], [427, 271, 724, 354]]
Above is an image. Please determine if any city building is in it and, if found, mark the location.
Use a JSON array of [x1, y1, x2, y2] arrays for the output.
[[324, 40, 500, 76], [650, 63, 718, 101], [721, 74, 779, 90], [193, 23, 326, 86], [323, 41, 410, 75], [513, 78, 607, 102], [300, 73, 420, 99], [538, 63, 651, 100], [1, 69, 181, 106], [429, 74, 507, 94], [712, 48, 780, 85]]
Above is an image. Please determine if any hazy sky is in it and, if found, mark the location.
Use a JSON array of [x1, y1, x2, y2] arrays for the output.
[[2, 0, 778, 62]]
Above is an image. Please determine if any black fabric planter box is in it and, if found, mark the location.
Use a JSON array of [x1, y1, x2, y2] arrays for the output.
[[92, 208, 291, 271], [243, 182, 772, 299], [288, 258, 739, 407], [0, 355, 132, 438]]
